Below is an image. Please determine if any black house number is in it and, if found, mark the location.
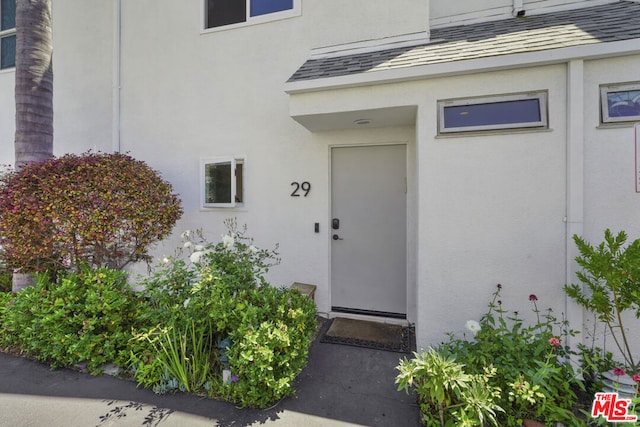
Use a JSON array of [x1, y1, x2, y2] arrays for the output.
[[290, 181, 311, 197]]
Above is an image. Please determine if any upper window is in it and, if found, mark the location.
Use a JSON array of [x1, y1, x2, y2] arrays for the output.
[[438, 92, 548, 134], [204, 0, 300, 30], [201, 157, 245, 208], [600, 82, 640, 124], [0, 0, 16, 70]]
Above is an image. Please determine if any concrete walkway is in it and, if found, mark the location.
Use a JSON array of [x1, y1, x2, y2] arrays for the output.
[[0, 340, 420, 427]]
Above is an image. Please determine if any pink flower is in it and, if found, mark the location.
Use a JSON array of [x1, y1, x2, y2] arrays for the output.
[[633, 373, 640, 383], [529, 294, 538, 301], [548, 337, 560, 348], [613, 367, 626, 377]]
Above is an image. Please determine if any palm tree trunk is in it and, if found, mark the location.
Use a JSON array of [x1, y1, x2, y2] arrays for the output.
[[14, 0, 53, 169], [13, 0, 53, 292]]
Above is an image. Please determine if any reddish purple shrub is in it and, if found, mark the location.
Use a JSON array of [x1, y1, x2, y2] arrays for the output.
[[0, 152, 183, 272]]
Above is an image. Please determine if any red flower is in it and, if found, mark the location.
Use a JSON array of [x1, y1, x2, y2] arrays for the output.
[[529, 294, 538, 301], [549, 337, 560, 348], [613, 367, 626, 377], [633, 373, 640, 383], [497, 283, 502, 289]]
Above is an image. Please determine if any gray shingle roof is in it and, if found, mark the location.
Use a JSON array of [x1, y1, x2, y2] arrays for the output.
[[288, 1, 640, 83]]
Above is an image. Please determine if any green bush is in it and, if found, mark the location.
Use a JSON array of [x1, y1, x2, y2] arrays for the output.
[[0, 267, 143, 372], [396, 348, 502, 427], [0, 152, 182, 273], [0, 268, 11, 293], [402, 284, 584, 427], [128, 221, 317, 407]]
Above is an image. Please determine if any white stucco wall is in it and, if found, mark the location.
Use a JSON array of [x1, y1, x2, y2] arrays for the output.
[[51, 0, 114, 155], [416, 66, 569, 347], [431, 0, 616, 27], [579, 54, 640, 360], [0, 69, 14, 166]]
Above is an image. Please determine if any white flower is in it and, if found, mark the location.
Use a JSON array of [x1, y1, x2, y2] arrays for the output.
[[181, 230, 191, 239], [194, 244, 204, 251], [183, 298, 191, 309], [162, 257, 170, 264], [248, 245, 258, 254], [190, 251, 204, 264], [465, 320, 481, 334], [221, 234, 235, 249], [183, 241, 192, 249]]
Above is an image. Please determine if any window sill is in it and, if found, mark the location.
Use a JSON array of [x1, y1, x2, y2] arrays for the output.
[[597, 122, 640, 129], [199, 207, 248, 212], [435, 127, 553, 139]]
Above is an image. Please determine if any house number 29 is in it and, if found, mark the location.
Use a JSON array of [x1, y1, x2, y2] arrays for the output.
[[290, 181, 311, 197]]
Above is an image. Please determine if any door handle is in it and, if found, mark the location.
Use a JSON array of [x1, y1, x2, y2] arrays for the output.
[[332, 234, 343, 241]]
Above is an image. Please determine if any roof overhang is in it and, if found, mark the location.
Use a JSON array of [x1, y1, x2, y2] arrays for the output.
[[290, 105, 417, 132], [285, 38, 640, 96]]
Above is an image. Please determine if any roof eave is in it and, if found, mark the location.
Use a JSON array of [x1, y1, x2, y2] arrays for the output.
[[284, 38, 640, 95]]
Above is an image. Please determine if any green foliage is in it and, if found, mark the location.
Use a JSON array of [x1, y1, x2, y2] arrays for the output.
[[0, 267, 10, 293], [430, 285, 583, 426], [151, 321, 214, 393], [565, 230, 640, 373], [128, 221, 317, 408], [0, 152, 183, 273], [396, 348, 502, 427], [0, 267, 142, 372]]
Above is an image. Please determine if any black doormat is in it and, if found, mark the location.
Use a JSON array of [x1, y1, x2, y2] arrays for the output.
[[318, 317, 415, 353]]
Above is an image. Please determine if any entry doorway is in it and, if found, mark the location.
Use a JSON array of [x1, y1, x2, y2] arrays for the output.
[[330, 144, 407, 318]]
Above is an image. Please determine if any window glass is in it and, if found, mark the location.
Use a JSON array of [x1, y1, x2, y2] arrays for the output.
[[443, 99, 541, 129], [606, 90, 640, 117], [202, 158, 244, 207], [1, 0, 16, 31], [438, 92, 547, 134], [207, 0, 246, 28], [250, 0, 293, 17], [1, 34, 15, 69], [205, 161, 233, 204]]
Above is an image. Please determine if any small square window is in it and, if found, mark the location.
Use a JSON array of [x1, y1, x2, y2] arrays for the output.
[[438, 92, 548, 134], [201, 157, 244, 208], [600, 82, 640, 124], [204, 0, 299, 30]]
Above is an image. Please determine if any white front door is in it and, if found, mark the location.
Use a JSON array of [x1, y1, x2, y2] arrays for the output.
[[330, 144, 407, 317]]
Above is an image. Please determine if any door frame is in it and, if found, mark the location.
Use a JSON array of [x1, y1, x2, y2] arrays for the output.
[[328, 142, 410, 320]]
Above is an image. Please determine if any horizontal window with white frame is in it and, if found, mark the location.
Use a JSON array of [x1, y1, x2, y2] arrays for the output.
[[201, 157, 245, 208], [204, 0, 300, 30], [438, 91, 548, 134], [600, 82, 640, 124], [0, 0, 16, 70]]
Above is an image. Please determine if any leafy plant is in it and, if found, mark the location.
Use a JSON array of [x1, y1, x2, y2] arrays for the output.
[[435, 285, 584, 426], [565, 229, 640, 374], [0, 152, 182, 274], [396, 348, 502, 427], [0, 267, 143, 371], [151, 321, 214, 393], [128, 221, 317, 408]]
